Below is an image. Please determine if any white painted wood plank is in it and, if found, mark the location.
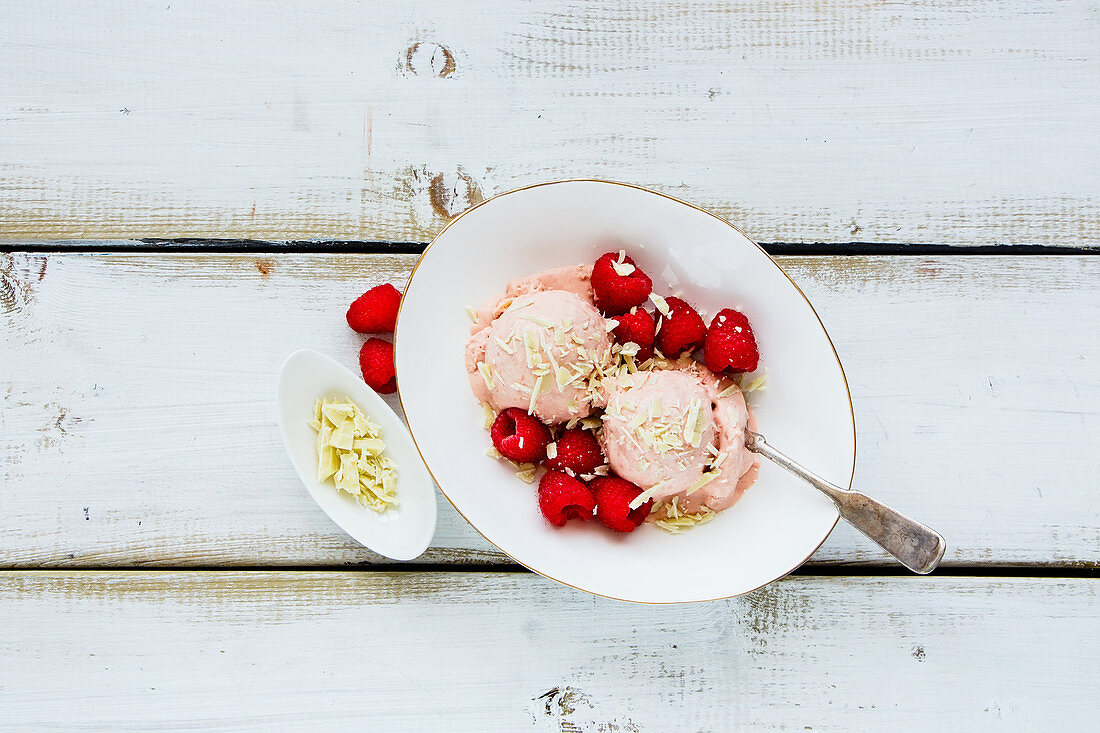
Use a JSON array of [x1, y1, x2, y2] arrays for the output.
[[0, 572, 1095, 731], [1, 252, 1097, 567], [1, 1, 1096, 245]]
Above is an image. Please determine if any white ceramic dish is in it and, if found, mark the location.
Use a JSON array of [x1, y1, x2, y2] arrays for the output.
[[278, 349, 437, 561], [395, 180, 854, 602]]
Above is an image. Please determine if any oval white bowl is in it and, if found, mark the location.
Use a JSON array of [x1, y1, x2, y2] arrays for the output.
[[278, 349, 437, 561], [396, 180, 854, 601]]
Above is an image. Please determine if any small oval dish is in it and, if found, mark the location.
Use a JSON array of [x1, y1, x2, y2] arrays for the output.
[[277, 349, 437, 561]]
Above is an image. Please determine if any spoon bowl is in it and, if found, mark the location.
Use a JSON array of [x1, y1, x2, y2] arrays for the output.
[[277, 349, 437, 561]]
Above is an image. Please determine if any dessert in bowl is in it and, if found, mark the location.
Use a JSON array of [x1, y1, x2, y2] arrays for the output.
[[395, 180, 854, 602], [465, 257, 761, 527]]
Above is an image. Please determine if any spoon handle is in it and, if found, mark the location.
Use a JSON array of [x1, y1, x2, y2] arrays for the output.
[[745, 431, 947, 574]]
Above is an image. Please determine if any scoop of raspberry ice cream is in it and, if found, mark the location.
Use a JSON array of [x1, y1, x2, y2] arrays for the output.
[[600, 363, 759, 513], [466, 289, 613, 423], [599, 369, 715, 496]]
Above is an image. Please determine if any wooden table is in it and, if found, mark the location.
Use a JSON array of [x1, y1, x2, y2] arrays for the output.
[[2, 2, 1097, 730]]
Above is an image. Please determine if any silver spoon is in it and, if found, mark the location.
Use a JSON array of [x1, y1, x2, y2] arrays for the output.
[[745, 430, 946, 574]]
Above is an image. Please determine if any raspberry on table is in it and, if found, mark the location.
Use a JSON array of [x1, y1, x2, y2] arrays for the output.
[[347, 283, 402, 334], [591, 476, 651, 532], [656, 296, 706, 357], [359, 338, 397, 394], [591, 251, 652, 316], [611, 308, 656, 362], [538, 471, 596, 526], [490, 407, 552, 464], [546, 428, 605, 475], [704, 309, 760, 374]]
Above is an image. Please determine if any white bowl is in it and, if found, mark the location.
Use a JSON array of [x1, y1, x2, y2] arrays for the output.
[[278, 349, 437, 561], [395, 180, 854, 602]]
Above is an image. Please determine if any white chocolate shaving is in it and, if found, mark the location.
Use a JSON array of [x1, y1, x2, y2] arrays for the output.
[[685, 469, 722, 496], [654, 497, 716, 533], [481, 403, 496, 430], [628, 479, 671, 510], [523, 330, 540, 369], [649, 293, 671, 318], [741, 368, 769, 393], [717, 381, 740, 398], [682, 399, 703, 447], [520, 313, 555, 327], [557, 366, 580, 390], [528, 374, 546, 414], [611, 260, 636, 277], [477, 362, 495, 391]]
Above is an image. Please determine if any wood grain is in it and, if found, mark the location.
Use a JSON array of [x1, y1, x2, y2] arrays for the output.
[[1, 252, 1097, 568], [0, 571, 1095, 730], [1, 1, 1096, 245]]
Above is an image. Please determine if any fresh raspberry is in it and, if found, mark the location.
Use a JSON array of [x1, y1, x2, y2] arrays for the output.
[[546, 429, 605, 474], [359, 338, 397, 393], [591, 476, 651, 533], [656, 296, 706, 357], [490, 407, 552, 464], [610, 308, 655, 362], [346, 283, 402, 334], [538, 471, 596, 526], [704, 309, 760, 373], [591, 252, 652, 316]]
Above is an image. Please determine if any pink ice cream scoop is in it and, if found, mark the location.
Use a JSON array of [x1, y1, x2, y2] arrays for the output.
[[599, 370, 715, 494], [600, 363, 760, 513], [466, 289, 613, 423]]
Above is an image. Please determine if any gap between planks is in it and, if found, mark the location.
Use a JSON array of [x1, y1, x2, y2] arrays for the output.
[[2, 239, 1099, 255], [0, 565, 1094, 577]]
